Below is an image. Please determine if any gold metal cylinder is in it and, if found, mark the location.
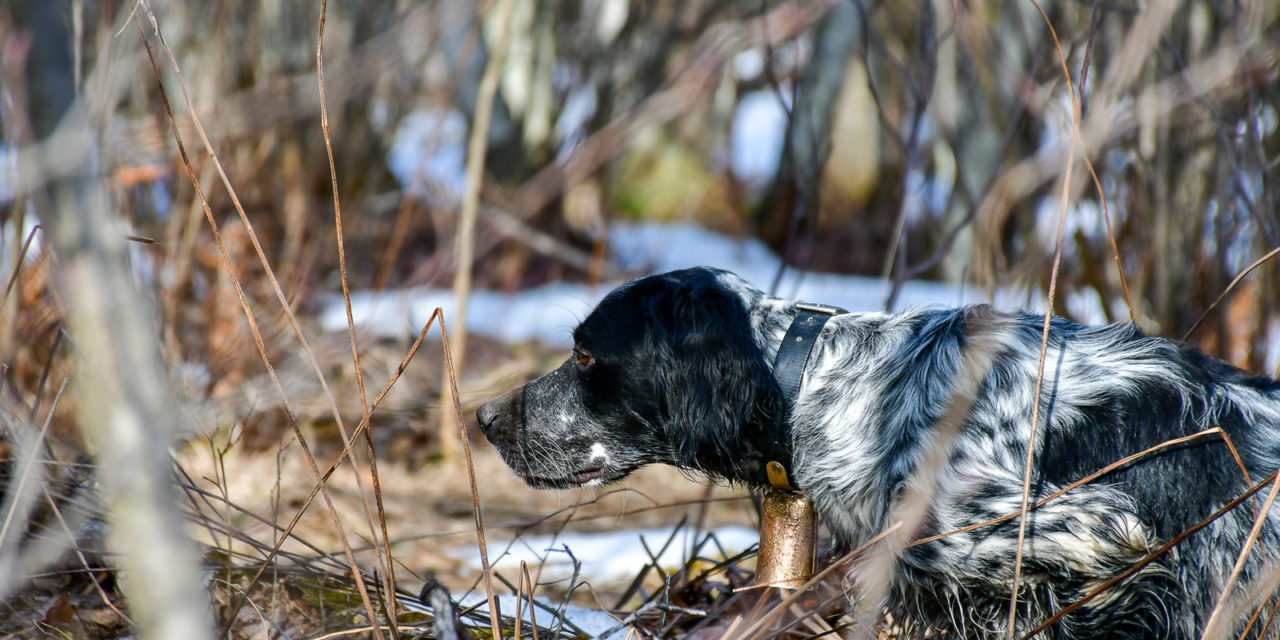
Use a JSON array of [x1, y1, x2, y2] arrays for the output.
[[755, 488, 816, 589]]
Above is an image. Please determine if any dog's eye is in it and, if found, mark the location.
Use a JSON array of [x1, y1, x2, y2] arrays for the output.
[[574, 349, 594, 369]]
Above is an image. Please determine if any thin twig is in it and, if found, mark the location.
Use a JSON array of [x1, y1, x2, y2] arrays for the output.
[[442, 0, 517, 460], [1249, 589, 1280, 638], [1077, 0, 1134, 323], [26, 384, 120, 627], [41, 459, 135, 625], [1084, 156, 1134, 322], [1022, 469, 1280, 639], [1236, 590, 1274, 640], [1009, 3, 1079, 635], [1201, 470, 1280, 638], [853, 310, 1000, 629], [907, 428, 1225, 549], [0, 379, 60, 563], [438, 314, 502, 638], [219, 312, 437, 628], [135, 17, 382, 634], [134, 2, 387, 594], [1, 225, 42, 306], [316, 0, 397, 633], [1182, 245, 1280, 343], [525, 561, 541, 640]]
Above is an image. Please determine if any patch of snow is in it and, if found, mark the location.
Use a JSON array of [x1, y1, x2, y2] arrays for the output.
[[426, 525, 757, 638], [609, 221, 1040, 314], [450, 593, 631, 639], [593, 0, 629, 44], [323, 279, 600, 346], [454, 525, 759, 586], [321, 221, 1092, 346], [1238, 104, 1279, 140], [1034, 197, 1107, 253], [387, 108, 469, 198], [555, 84, 598, 157], [733, 49, 765, 81], [0, 144, 16, 204], [730, 91, 788, 187], [400, 589, 629, 639]]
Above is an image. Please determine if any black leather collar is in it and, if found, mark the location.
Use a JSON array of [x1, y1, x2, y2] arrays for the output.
[[764, 302, 846, 490]]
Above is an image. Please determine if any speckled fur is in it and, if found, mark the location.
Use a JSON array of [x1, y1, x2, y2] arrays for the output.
[[477, 267, 1280, 639]]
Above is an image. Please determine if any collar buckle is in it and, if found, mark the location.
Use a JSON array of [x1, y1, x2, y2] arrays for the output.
[[794, 302, 846, 316]]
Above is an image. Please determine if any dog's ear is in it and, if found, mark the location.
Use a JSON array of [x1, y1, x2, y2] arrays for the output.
[[648, 272, 781, 482]]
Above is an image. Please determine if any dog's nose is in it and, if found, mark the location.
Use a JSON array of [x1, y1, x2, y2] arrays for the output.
[[476, 386, 522, 434], [476, 398, 499, 433]]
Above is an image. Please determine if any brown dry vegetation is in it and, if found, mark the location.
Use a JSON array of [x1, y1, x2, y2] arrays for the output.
[[0, 0, 1278, 638]]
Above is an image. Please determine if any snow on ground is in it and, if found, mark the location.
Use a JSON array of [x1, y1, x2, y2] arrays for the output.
[[323, 219, 1277, 366], [437, 525, 757, 638], [452, 525, 758, 585], [324, 278, 597, 346], [386, 108, 469, 198], [402, 589, 630, 639], [729, 91, 789, 188], [449, 593, 630, 639], [0, 144, 17, 205], [321, 221, 1055, 347], [607, 221, 1036, 312]]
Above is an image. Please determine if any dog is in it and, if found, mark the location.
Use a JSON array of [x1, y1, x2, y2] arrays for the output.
[[476, 267, 1280, 639]]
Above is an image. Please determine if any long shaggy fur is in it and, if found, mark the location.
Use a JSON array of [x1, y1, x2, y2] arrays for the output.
[[476, 267, 1280, 639]]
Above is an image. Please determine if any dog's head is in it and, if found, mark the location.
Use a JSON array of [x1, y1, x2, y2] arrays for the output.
[[476, 267, 783, 489]]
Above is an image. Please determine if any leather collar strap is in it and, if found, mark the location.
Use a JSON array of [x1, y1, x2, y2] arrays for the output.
[[766, 302, 846, 490]]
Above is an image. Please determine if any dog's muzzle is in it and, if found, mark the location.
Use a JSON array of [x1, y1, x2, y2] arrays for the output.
[[476, 387, 522, 447]]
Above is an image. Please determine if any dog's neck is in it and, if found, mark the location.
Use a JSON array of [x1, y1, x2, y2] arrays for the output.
[[742, 294, 799, 364], [734, 287, 847, 489]]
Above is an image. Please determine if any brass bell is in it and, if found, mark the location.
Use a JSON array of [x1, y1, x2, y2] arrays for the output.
[[754, 462, 816, 589]]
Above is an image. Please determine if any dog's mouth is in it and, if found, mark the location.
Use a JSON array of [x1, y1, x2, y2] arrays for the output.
[[522, 464, 608, 489], [566, 465, 605, 485]]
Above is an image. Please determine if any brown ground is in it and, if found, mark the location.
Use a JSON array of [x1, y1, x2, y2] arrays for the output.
[[175, 437, 760, 598]]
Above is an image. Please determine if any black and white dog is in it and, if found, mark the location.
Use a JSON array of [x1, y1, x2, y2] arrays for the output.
[[476, 267, 1280, 639]]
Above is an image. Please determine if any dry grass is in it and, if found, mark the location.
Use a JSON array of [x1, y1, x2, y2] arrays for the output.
[[1, 0, 1278, 638]]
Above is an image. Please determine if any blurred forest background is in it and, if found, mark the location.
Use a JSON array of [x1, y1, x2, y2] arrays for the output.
[[1, 0, 1278, 638]]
